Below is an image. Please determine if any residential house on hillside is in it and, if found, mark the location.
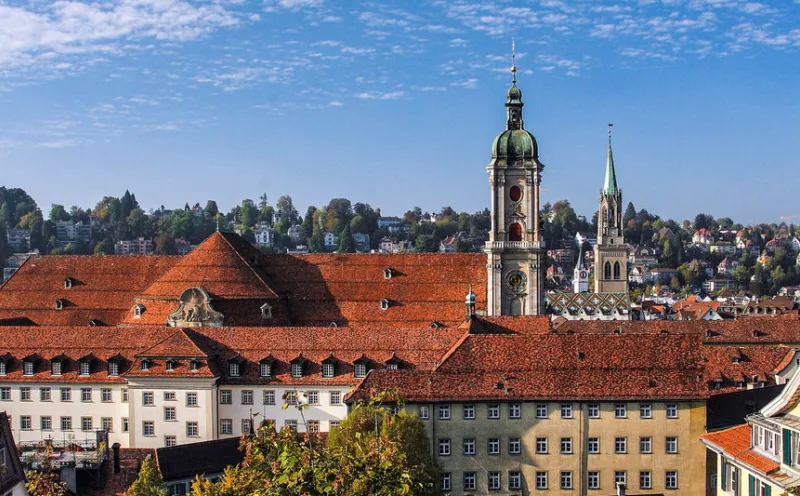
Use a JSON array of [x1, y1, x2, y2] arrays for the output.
[[254, 222, 275, 247], [378, 236, 410, 253], [574, 231, 597, 248], [693, 228, 714, 245], [717, 257, 739, 277], [5, 229, 31, 252], [287, 225, 303, 244], [115, 238, 154, 255], [2, 251, 37, 282], [710, 243, 738, 255], [646, 268, 679, 284], [547, 248, 574, 266], [174, 238, 193, 256], [54, 220, 91, 247], [629, 265, 647, 284], [376, 216, 402, 229], [658, 227, 676, 241], [704, 279, 738, 294], [628, 244, 658, 267], [323, 232, 337, 250], [353, 233, 370, 252]]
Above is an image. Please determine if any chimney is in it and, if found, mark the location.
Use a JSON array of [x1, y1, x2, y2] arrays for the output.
[[616, 482, 626, 496]]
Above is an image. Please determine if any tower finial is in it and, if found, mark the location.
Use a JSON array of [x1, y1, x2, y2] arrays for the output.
[[511, 38, 517, 85], [603, 123, 618, 195]]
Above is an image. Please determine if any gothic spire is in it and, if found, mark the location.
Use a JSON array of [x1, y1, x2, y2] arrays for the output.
[[603, 123, 618, 195]]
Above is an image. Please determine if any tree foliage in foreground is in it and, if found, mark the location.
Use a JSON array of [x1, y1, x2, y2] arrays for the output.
[[191, 394, 438, 496], [128, 457, 167, 496]]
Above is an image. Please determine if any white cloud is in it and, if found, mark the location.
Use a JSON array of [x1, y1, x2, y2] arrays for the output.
[[354, 90, 405, 100]]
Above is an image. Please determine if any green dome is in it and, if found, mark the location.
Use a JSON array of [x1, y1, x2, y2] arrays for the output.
[[507, 84, 522, 102], [491, 129, 538, 163]]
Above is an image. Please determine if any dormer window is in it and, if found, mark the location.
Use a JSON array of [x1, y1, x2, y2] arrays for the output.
[[735, 381, 746, 388], [141, 360, 150, 371], [51, 361, 62, 376], [0, 358, 7, 376], [329, 321, 338, 327], [732, 357, 740, 364], [385, 352, 402, 371], [229, 362, 240, 378], [108, 361, 120, 377], [291, 362, 303, 378], [322, 362, 334, 378], [380, 299, 391, 311], [79, 361, 91, 376], [23, 360, 34, 376], [133, 304, 145, 319], [387, 362, 398, 370], [189, 360, 200, 372], [55, 299, 65, 310], [88, 319, 100, 327], [260, 362, 272, 378], [354, 363, 367, 378], [260, 303, 273, 320], [430, 321, 441, 329], [165, 360, 176, 372], [383, 268, 394, 279], [64, 277, 75, 289]]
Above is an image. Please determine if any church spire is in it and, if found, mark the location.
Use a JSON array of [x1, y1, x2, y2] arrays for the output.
[[603, 123, 618, 195]]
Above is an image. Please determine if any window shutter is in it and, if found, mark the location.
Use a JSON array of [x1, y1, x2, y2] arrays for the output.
[[784, 429, 793, 465], [748, 475, 755, 496], [765, 484, 772, 496], [721, 459, 727, 490]]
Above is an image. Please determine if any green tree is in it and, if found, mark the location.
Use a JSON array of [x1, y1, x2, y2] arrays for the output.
[[25, 446, 68, 496], [48, 204, 70, 223], [128, 457, 167, 496], [310, 226, 326, 253], [154, 232, 177, 255], [276, 195, 299, 226], [337, 223, 355, 253], [240, 199, 258, 228], [732, 265, 750, 287], [414, 235, 438, 253], [302, 206, 317, 239], [204, 200, 219, 217]]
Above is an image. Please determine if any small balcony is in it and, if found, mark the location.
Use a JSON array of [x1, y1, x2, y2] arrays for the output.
[[485, 240, 545, 250]]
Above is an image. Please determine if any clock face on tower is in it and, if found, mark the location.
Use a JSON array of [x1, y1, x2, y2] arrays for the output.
[[580, 271, 588, 279], [505, 270, 527, 292]]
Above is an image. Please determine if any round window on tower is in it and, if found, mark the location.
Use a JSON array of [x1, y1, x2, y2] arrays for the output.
[[509, 186, 522, 202]]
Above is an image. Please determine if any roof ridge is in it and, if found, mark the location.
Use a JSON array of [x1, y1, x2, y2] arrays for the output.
[[216, 232, 278, 297], [135, 328, 209, 358]]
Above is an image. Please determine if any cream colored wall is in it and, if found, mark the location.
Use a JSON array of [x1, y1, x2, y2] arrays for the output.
[[712, 454, 784, 496], [412, 400, 706, 496]]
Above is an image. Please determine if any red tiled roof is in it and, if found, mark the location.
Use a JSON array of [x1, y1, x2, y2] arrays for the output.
[[135, 329, 209, 359], [349, 333, 708, 402], [703, 346, 791, 392], [703, 424, 779, 475]]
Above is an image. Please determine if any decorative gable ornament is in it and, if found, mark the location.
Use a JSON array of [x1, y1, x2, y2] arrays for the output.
[[168, 287, 223, 327]]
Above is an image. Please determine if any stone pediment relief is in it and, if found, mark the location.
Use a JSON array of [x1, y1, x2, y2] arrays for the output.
[[168, 287, 223, 327]]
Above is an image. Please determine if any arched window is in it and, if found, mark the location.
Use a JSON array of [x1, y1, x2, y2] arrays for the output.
[[509, 223, 523, 242], [614, 261, 621, 280], [604, 262, 612, 279]]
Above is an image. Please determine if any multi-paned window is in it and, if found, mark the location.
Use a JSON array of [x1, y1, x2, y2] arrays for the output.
[[488, 404, 500, 419], [488, 472, 500, 491], [560, 437, 573, 454], [0, 388, 9, 401], [102, 417, 113, 432], [81, 388, 92, 402], [122, 418, 129, 432], [536, 471, 548, 490], [229, 362, 240, 377], [51, 361, 62, 376], [307, 420, 320, 433], [463, 438, 476, 456], [102, 388, 112, 402], [219, 390, 232, 404], [108, 361, 120, 376], [20, 387, 31, 401], [509, 437, 521, 454], [164, 391, 176, 401], [588, 404, 600, 418], [440, 473, 451, 491], [666, 470, 678, 489], [419, 406, 429, 419], [261, 362, 273, 378], [560, 404, 573, 418], [40, 387, 51, 401], [438, 438, 450, 456], [536, 404, 548, 418], [122, 389, 129, 402], [23, 360, 34, 376], [186, 421, 199, 437], [60, 388, 71, 402], [615, 437, 627, 453], [588, 471, 600, 490], [307, 391, 319, 405], [143, 421, 155, 436], [291, 362, 303, 378], [615, 403, 627, 418], [588, 437, 599, 453], [666, 403, 678, 418], [509, 403, 521, 418], [41, 416, 52, 431], [488, 438, 500, 455], [20, 416, 31, 430], [509, 471, 521, 490], [264, 390, 276, 405], [81, 417, 93, 431], [61, 416, 72, 431], [640, 403, 652, 418], [640, 470, 652, 489], [536, 437, 548, 454], [463, 404, 475, 419], [186, 392, 198, 406], [438, 405, 451, 420], [220, 419, 233, 435], [143, 391, 154, 406], [329, 391, 341, 405], [242, 390, 254, 405], [165, 436, 177, 447], [164, 407, 176, 422], [666, 436, 678, 453], [561, 471, 573, 490], [615, 471, 627, 486], [80, 361, 91, 376], [463, 472, 476, 491], [241, 419, 252, 435]]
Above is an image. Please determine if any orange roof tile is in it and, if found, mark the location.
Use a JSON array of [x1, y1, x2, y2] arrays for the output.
[[703, 424, 779, 475]]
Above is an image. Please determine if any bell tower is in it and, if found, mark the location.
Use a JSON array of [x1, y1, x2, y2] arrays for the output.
[[594, 125, 628, 293], [485, 44, 547, 316]]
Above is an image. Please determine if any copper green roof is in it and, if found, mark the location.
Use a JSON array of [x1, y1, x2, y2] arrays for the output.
[[492, 129, 538, 161], [603, 134, 618, 195]]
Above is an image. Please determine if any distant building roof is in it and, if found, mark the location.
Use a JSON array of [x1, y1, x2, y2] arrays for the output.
[[156, 436, 243, 481]]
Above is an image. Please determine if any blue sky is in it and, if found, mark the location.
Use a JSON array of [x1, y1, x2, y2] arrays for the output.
[[0, 0, 798, 225]]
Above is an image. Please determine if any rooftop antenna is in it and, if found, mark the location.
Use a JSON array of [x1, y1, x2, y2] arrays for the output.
[[511, 38, 517, 85]]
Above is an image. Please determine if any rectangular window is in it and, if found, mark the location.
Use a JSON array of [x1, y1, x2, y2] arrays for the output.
[[122, 389, 129, 402], [261, 362, 273, 377], [509, 471, 521, 490], [307, 391, 319, 405], [463, 438, 476, 456], [536, 403, 548, 418], [0, 388, 9, 401], [666, 403, 678, 418], [220, 419, 233, 435], [122, 418, 129, 433], [640, 436, 652, 454], [615, 403, 627, 418], [285, 391, 297, 406], [561, 471, 573, 490], [536, 437, 548, 454], [488, 472, 500, 491], [615, 437, 627, 454], [560, 437, 573, 454], [463, 472, 476, 491], [354, 363, 367, 378], [40, 387, 51, 401], [51, 361, 62, 376], [0, 361, 5, 375], [615, 471, 627, 486], [61, 416, 72, 431], [588, 471, 600, 490], [143, 391, 154, 406], [102, 417, 113, 432], [666, 470, 678, 489], [560, 404, 573, 418], [164, 391, 176, 401], [509, 403, 521, 418], [321, 362, 334, 378], [440, 473, 451, 491], [108, 361, 120, 376], [488, 404, 500, 419], [291, 362, 303, 378], [284, 419, 297, 431], [438, 438, 450, 456], [229, 362, 240, 377], [438, 405, 451, 420], [329, 391, 341, 405], [242, 390, 254, 405], [264, 390, 276, 405], [20, 416, 31, 430], [307, 420, 320, 433], [20, 387, 31, 401], [80, 361, 91, 376], [588, 404, 600, 418], [588, 437, 599, 453], [164, 406, 176, 422], [102, 388, 112, 402], [186, 422, 199, 437], [463, 404, 475, 419], [60, 387, 71, 402], [241, 419, 252, 434], [81, 388, 92, 402], [165, 436, 177, 448], [143, 421, 155, 436], [536, 471, 548, 490], [509, 437, 521, 454], [41, 416, 52, 431], [219, 390, 232, 404], [23, 361, 34, 376], [82, 417, 93, 431], [666, 436, 678, 453], [640, 403, 652, 418], [640, 470, 652, 489], [186, 392, 198, 406], [419, 406, 429, 419], [488, 438, 500, 455]]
